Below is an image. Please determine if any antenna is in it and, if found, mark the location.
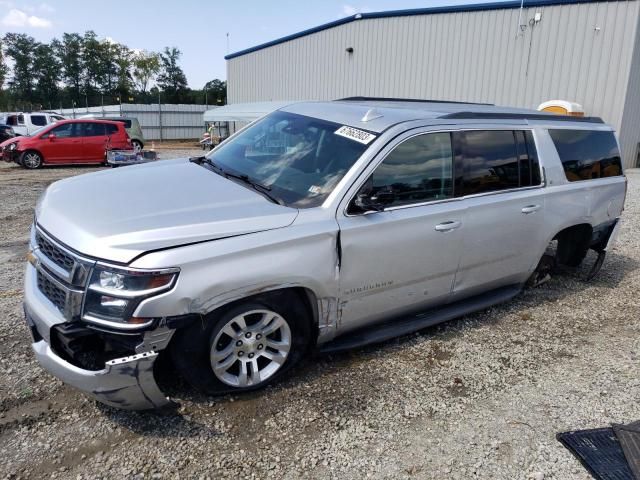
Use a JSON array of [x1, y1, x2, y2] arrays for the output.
[[361, 108, 383, 122], [226, 33, 230, 54]]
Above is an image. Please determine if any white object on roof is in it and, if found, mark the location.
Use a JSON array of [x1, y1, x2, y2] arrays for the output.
[[203, 101, 297, 123], [537, 100, 585, 116]]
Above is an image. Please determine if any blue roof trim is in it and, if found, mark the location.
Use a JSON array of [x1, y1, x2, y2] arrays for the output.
[[225, 0, 619, 60]]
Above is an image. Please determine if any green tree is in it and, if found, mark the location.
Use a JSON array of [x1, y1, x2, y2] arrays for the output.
[[0, 38, 7, 90], [112, 43, 133, 99], [132, 51, 160, 94], [52, 33, 84, 103], [3, 33, 37, 103], [204, 79, 227, 105], [157, 47, 188, 102], [82, 31, 108, 96], [32, 43, 61, 108]]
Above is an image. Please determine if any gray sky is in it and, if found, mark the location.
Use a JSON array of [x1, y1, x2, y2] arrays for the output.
[[1, 0, 497, 88]]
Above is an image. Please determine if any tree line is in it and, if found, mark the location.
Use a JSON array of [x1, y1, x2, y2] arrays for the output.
[[0, 32, 227, 112]]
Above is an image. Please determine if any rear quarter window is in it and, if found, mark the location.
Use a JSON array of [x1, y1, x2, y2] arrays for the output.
[[549, 129, 622, 181]]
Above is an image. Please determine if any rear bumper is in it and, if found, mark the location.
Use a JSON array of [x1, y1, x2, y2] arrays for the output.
[[24, 263, 173, 410]]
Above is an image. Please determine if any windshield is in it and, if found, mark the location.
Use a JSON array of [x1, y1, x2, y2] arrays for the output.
[[30, 125, 50, 137], [205, 111, 371, 208]]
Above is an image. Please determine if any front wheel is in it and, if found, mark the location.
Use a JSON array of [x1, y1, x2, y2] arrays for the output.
[[171, 297, 310, 395], [22, 151, 43, 169]]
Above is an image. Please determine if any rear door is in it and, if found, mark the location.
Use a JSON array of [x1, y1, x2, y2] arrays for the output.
[[38, 122, 82, 163], [451, 129, 546, 297], [80, 122, 108, 162]]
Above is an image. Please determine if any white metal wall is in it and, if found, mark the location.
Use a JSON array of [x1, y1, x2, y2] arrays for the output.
[[58, 104, 208, 140], [228, 0, 640, 168], [620, 11, 640, 168]]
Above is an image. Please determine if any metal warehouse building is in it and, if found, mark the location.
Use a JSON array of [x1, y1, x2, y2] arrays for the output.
[[226, 0, 640, 168]]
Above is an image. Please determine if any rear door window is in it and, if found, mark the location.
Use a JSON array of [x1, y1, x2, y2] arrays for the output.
[[454, 130, 541, 195], [30, 115, 47, 126], [81, 123, 106, 137], [548, 129, 622, 181], [368, 132, 453, 208]]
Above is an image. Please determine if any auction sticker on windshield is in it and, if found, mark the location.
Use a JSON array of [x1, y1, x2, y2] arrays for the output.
[[334, 126, 377, 145]]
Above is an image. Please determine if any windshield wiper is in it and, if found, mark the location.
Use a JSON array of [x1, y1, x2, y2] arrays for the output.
[[192, 156, 283, 205], [223, 171, 284, 205]]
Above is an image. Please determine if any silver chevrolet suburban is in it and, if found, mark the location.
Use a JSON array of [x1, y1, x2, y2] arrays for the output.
[[23, 98, 626, 410]]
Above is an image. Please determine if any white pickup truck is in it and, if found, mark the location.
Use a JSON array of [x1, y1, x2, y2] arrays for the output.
[[3, 112, 66, 136]]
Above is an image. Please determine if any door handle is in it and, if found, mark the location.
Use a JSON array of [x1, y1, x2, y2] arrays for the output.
[[521, 205, 541, 214], [434, 220, 462, 232]]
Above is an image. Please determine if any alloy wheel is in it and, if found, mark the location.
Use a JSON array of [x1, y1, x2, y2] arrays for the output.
[[211, 309, 292, 388], [23, 152, 41, 169]]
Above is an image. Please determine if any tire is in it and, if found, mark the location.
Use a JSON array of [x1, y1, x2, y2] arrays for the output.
[[556, 230, 590, 267], [131, 140, 143, 152], [21, 150, 43, 169], [171, 295, 310, 395]]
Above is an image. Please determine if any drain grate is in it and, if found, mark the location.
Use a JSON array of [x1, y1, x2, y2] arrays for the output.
[[614, 422, 640, 480], [557, 427, 634, 480]]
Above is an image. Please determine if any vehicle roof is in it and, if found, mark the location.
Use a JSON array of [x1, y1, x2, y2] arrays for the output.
[[55, 118, 124, 125], [279, 98, 608, 133]]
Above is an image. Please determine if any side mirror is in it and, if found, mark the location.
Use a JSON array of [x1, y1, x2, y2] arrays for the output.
[[48, 133, 56, 141], [354, 188, 395, 212]]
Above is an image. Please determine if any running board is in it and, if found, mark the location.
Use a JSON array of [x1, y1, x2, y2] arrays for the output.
[[320, 284, 522, 354]]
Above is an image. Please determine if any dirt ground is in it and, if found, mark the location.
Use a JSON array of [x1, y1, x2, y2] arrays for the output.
[[0, 155, 638, 479]]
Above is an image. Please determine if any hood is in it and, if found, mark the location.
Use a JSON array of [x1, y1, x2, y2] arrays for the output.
[[36, 159, 299, 264]]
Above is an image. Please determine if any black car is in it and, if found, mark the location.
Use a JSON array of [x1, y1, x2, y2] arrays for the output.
[[0, 124, 15, 142]]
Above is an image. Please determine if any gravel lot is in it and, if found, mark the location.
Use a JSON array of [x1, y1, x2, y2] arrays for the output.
[[1, 152, 638, 480]]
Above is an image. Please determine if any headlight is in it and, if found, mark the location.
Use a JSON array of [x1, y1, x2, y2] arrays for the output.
[[8, 143, 17, 151], [83, 265, 179, 329]]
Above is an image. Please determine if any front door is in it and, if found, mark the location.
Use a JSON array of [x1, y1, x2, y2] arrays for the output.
[[337, 131, 466, 332], [38, 123, 82, 163]]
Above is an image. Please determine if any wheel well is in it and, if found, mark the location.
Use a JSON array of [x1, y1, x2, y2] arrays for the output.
[[206, 287, 319, 344], [552, 223, 593, 267]]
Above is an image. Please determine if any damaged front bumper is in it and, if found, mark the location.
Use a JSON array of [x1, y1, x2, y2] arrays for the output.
[[31, 339, 170, 410], [24, 264, 174, 410]]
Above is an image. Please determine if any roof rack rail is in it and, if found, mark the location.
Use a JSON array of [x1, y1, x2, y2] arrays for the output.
[[337, 96, 493, 106], [440, 111, 604, 123]]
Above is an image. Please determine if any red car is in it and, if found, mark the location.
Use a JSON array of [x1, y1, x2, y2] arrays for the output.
[[0, 119, 132, 169]]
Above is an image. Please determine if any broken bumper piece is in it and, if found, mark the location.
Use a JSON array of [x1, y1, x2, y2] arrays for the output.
[[32, 340, 171, 410]]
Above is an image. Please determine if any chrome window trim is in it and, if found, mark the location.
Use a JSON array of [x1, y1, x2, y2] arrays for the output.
[[341, 126, 545, 218]]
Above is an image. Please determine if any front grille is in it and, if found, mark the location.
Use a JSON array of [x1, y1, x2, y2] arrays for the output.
[[37, 271, 66, 313], [36, 232, 75, 272]]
